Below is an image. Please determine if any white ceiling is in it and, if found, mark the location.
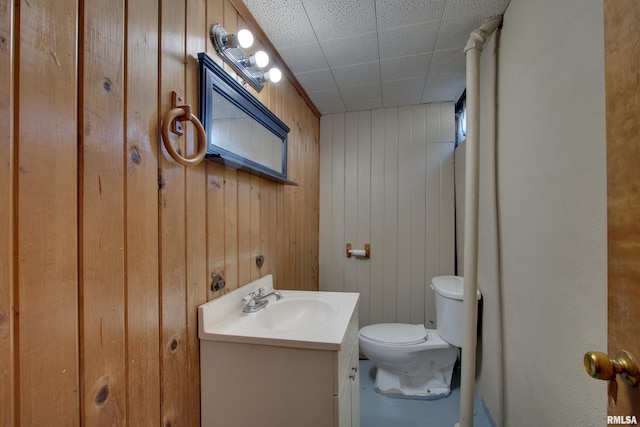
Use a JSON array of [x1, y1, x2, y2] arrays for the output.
[[242, 0, 511, 115]]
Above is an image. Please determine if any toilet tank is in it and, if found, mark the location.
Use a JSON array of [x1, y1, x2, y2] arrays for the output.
[[431, 276, 481, 348]]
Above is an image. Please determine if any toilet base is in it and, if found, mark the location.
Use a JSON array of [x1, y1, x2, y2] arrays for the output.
[[374, 386, 450, 400], [372, 348, 458, 400]]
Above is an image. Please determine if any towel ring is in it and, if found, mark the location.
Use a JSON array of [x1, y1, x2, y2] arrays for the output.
[[161, 105, 207, 166]]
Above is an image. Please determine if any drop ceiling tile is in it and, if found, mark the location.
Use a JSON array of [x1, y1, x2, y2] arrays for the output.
[[243, 0, 302, 13], [441, 0, 510, 21], [252, 3, 317, 48], [380, 53, 431, 82], [332, 61, 380, 88], [379, 21, 440, 60], [376, 0, 445, 30], [242, 0, 513, 113], [434, 15, 486, 51], [344, 97, 383, 111], [421, 73, 466, 103], [320, 32, 379, 68], [382, 77, 426, 106], [428, 48, 465, 76], [308, 88, 347, 114], [278, 42, 329, 73], [294, 68, 337, 92], [340, 82, 382, 106], [303, 0, 377, 41]]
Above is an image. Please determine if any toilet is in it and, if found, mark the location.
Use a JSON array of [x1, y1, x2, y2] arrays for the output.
[[358, 276, 481, 399]]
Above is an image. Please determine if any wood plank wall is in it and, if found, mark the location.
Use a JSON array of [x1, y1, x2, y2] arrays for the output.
[[319, 105, 455, 329], [0, 0, 319, 425]]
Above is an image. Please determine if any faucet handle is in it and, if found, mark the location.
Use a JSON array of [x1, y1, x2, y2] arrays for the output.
[[242, 293, 256, 306], [257, 286, 268, 296]]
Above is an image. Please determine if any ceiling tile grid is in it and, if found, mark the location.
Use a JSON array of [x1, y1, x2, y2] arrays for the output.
[[332, 61, 381, 88], [302, 0, 378, 41], [250, 2, 317, 48], [381, 53, 431, 82], [241, 0, 511, 114], [382, 76, 427, 107], [294, 68, 337, 93], [307, 88, 347, 113], [422, 73, 466, 104], [320, 32, 380, 68], [378, 20, 440, 60], [277, 42, 329, 73], [376, 0, 446, 30]]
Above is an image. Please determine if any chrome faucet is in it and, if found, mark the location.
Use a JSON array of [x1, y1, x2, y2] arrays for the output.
[[255, 287, 283, 302], [241, 287, 283, 313]]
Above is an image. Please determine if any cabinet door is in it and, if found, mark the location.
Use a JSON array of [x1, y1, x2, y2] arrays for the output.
[[350, 344, 360, 427], [338, 379, 352, 427], [338, 309, 360, 427]]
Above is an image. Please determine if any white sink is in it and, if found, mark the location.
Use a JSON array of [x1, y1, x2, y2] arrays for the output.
[[198, 275, 359, 350], [256, 294, 337, 331]]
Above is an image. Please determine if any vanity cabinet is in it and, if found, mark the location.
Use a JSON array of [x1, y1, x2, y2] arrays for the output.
[[200, 308, 360, 427], [335, 309, 360, 427]]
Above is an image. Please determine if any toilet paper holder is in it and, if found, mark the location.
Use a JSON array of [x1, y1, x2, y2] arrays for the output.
[[346, 243, 370, 259]]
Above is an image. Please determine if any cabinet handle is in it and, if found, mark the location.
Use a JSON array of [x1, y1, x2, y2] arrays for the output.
[[349, 365, 358, 380]]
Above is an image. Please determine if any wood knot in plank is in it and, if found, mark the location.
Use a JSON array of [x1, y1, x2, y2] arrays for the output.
[[170, 338, 178, 352], [94, 383, 110, 406], [209, 177, 222, 189], [131, 147, 142, 164], [0, 311, 8, 339], [103, 78, 113, 92]]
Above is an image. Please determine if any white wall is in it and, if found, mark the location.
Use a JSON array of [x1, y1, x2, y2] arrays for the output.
[[459, 0, 608, 425], [319, 104, 456, 328]]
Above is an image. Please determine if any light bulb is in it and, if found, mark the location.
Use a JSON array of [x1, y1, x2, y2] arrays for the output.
[[237, 29, 254, 49], [267, 67, 282, 83], [254, 51, 269, 68]]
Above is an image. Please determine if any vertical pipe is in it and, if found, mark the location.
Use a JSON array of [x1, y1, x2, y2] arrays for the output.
[[457, 16, 502, 427], [459, 43, 481, 427]]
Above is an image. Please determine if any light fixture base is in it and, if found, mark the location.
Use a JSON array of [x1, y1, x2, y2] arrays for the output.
[[209, 24, 265, 92]]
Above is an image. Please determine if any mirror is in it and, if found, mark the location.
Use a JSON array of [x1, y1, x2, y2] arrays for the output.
[[198, 52, 294, 184]]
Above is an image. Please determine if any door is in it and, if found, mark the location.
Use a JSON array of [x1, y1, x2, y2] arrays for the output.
[[604, 0, 640, 418]]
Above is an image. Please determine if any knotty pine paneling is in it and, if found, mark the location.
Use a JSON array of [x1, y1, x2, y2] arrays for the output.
[[159, 0, 192, 423], [16, 0, 80, 425], [185, 0, 208, 422], [1, 0, 320, 425], [125, 0, 161, 424], [0, 0, 13, 424], [81, 1, 127, 424]]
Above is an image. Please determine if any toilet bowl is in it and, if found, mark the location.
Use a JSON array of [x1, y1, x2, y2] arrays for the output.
[[358, 276, 481, 399]]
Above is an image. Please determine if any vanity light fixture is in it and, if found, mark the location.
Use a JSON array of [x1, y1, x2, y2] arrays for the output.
[[242, 50, 270, 68], [235, 29, 254, 49], [209, 23, 281, 92], [253, 67, 282, 84]]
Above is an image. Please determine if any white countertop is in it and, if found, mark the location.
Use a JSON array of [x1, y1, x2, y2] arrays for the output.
[[198, 275, 359, 351]]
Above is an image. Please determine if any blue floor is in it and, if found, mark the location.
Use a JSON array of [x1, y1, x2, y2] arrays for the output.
[[359, 359, 495, 427]]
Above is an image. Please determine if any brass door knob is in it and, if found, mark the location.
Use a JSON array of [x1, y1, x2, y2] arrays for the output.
[[584, 350, 640, 387]]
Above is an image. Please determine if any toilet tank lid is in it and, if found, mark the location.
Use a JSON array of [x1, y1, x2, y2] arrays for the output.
[[431, 276, 481, 300], [360, 323, 426, 345]]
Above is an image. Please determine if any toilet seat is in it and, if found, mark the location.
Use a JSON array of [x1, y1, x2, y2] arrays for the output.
[[359, 323, 427, 345]]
